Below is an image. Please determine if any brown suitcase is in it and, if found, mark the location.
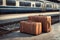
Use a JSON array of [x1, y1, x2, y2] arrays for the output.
[[20, 21, 42, 35], [28, 16, 51, 33]]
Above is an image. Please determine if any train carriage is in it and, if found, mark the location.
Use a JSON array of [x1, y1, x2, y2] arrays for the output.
[[0, 0, 59, 13]]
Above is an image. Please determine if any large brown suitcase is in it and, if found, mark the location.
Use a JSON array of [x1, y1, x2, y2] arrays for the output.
[[20, 21, 42, 35], [28, 16, 51, 33]]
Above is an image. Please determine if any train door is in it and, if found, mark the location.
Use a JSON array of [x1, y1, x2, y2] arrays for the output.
[[35, 2, 44, 11], [45, 3, 53, 11], [53, 3, 59, 10]]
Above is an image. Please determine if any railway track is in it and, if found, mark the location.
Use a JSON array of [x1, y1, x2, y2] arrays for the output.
[[0, 17, 28, 35]]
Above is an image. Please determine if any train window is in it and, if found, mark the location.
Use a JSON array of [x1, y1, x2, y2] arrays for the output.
[[20, 2, 31, 6], [6, 0, 16, 6], [35, 3, 41, 7], [0, 0, 2, 5], [46, 4, 52, 8]]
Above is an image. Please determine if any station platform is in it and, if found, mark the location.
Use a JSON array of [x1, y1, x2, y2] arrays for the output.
[[0, 12, 60, 20], [0, 12, 60, 35], [0, 12, 60, 24], [0, 23, 60, 40]]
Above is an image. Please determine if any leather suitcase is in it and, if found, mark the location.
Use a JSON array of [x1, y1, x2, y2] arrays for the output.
[[28, 16, 51, 33], [20, 21, 42, 35]]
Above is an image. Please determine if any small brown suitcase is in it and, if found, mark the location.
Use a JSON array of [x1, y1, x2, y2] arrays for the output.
[[20, 21, 42, 35], [28, 16, 51, 33]]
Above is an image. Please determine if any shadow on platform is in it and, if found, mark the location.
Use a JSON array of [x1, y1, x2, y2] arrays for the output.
[[0, 31, 34, 39]]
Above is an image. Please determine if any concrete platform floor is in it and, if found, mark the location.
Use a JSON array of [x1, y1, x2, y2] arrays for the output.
[[0, 12, 60, 20], [0, 23, 60, 40]]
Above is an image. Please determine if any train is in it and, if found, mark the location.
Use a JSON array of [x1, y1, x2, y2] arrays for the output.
[[0, 0, 60, 13]]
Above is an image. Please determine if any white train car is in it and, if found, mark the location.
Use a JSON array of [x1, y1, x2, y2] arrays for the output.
[[0, 0, 59, 13], [42, 1, 60, 11]]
